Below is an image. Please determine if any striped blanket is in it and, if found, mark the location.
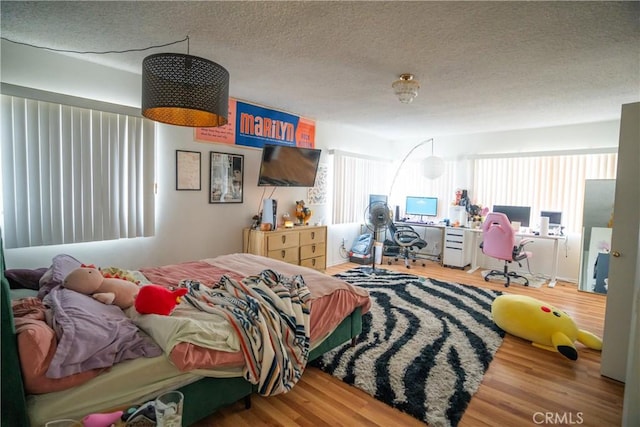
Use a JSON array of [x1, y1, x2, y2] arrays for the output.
[[183, 269, 311, 395]]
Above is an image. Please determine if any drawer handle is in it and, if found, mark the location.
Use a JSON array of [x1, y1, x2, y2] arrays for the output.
[[311, 232, 315, 239], [281, 250, 286, 258], [281, 236, 286, 244], [312, 258, 316, 266], [312, 245, 316, 253]]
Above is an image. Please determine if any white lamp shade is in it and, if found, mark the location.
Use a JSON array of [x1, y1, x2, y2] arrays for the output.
[[423, 155, 445, 179]]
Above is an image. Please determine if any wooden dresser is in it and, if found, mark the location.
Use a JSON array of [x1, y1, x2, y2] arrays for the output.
[[242, 225, 327, 271]]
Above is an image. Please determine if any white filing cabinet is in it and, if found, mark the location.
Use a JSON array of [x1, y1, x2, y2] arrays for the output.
[[443, 228, 472, 269]]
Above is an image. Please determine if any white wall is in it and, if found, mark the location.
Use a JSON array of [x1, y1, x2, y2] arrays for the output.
[[0, 41, 391, 270], [1, 42, 620, 283]]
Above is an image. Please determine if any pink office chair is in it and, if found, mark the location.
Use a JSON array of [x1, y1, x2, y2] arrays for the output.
[[480, 212, 533, 287]]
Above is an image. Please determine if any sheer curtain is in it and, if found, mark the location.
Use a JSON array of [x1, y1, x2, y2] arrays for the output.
[[1, 95, 155, 249], [472, 152, 618, 232]]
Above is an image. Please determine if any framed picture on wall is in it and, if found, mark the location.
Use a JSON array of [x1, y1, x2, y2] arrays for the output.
[[209, 152, 244, 203], [175, 150, 201, 191]]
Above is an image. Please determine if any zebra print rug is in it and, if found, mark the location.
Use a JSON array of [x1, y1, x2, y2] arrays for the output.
[[310, 267, 504, 427]]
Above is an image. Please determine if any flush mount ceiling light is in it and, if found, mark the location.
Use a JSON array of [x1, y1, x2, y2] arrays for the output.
[[142, 52, 229, 127], [392, 73, 420, 104]]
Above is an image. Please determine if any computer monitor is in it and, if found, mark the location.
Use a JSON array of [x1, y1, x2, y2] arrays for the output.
[[492, 205, 531, 228], [541, 210, 562, 227], [405, 196, 438, 217]]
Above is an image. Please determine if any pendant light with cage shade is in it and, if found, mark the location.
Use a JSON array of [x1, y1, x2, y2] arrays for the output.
[[141, 37, 230, 127]]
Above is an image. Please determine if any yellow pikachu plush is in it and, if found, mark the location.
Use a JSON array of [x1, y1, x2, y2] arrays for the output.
[[491, 294, 602, 360]]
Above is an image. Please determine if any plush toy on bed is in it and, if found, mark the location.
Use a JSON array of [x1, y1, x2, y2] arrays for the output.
[[63, 266, 139, 310], [134, 284, 188, 316], [82, 410, 123, 427], [491, 294, 602, 361]]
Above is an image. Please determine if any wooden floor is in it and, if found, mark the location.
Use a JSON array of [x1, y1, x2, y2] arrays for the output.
[[195, 261, 624, 426]]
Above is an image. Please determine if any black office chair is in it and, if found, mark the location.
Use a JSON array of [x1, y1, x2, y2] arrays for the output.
[[384, 223, 427, 268]]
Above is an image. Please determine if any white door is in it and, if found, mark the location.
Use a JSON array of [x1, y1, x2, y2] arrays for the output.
[[601, 102, 640, 387]]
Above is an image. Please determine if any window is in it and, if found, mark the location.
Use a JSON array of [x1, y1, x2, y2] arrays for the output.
[[331, 151, 392, 224], [331, 150, 456, 224], [0, 95, 155, 248], [472, 152, 617, 232]]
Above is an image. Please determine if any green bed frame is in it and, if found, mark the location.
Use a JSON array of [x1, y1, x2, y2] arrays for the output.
[[0, 240, 363, 426]]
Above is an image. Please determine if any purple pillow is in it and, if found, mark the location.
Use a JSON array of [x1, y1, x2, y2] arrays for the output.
[[5, 268, 48, 290], [38, 254, 83, 299], [44, 287, 162, 378]]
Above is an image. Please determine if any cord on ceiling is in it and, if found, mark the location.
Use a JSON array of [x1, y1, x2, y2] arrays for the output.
[[0, 36, 189, 55]]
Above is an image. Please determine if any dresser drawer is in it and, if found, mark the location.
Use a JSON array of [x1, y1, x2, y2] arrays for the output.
[[300, 243, 326, 260], [243, 226, 327, 271], [266, 232, 299, 250], [267, 247, 299, 263], [300, 256, 326, 271], [299, 228, 325, 245]]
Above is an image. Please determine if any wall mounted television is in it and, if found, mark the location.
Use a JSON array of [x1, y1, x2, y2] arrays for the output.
[[405, 196, 438, 217], [493, 205, 532, 228], [257, 145, 321, 187]]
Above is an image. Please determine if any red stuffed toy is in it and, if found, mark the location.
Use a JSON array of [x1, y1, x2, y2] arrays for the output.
[[134, 285, 188, 316]]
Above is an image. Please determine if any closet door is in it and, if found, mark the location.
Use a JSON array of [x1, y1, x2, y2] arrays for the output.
[[601, 102, 640, 383]]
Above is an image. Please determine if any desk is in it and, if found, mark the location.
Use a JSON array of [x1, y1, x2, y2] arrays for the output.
[[467, 229, 566, 288]]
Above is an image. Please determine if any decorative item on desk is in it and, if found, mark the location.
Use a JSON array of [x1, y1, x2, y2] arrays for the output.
[[295, 200, 312, 225], [282, 212, 294, 228], [260, 223, 272, 231], [468, 205, 488, 228], [539, 216, 550, 236], [251, 214, 260, 230]]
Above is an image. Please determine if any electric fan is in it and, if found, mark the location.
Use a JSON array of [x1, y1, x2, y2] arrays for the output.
[[363, 201, 393, 273]]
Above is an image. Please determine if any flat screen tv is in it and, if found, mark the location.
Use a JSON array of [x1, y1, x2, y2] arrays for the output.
[[257, 145, 321, 187], [493, 205, 531, 228], [405, 196, 438, 217]]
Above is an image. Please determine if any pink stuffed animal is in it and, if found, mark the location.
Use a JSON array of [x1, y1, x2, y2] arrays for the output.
[[63, 267, 139, 310], [82, 410, 123, 427]]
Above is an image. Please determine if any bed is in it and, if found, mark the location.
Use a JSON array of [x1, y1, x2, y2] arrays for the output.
[[1, 249, 370, 426]]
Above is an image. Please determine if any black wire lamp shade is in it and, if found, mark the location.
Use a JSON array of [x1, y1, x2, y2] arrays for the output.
[[142, 53, 230, 127]]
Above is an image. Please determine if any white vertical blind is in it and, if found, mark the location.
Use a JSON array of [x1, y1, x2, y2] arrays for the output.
[[473, 153, 617, 232], [331, 150, 458, 224], [387, 159, 457, 218], [0, 95, 155, 248], [332, 151, 392, 224]]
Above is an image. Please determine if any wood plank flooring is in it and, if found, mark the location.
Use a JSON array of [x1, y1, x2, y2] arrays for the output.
[[194, 261, 624, 426]]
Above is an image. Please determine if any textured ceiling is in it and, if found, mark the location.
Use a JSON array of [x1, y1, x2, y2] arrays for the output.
[[1, 1, 639, 141]]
